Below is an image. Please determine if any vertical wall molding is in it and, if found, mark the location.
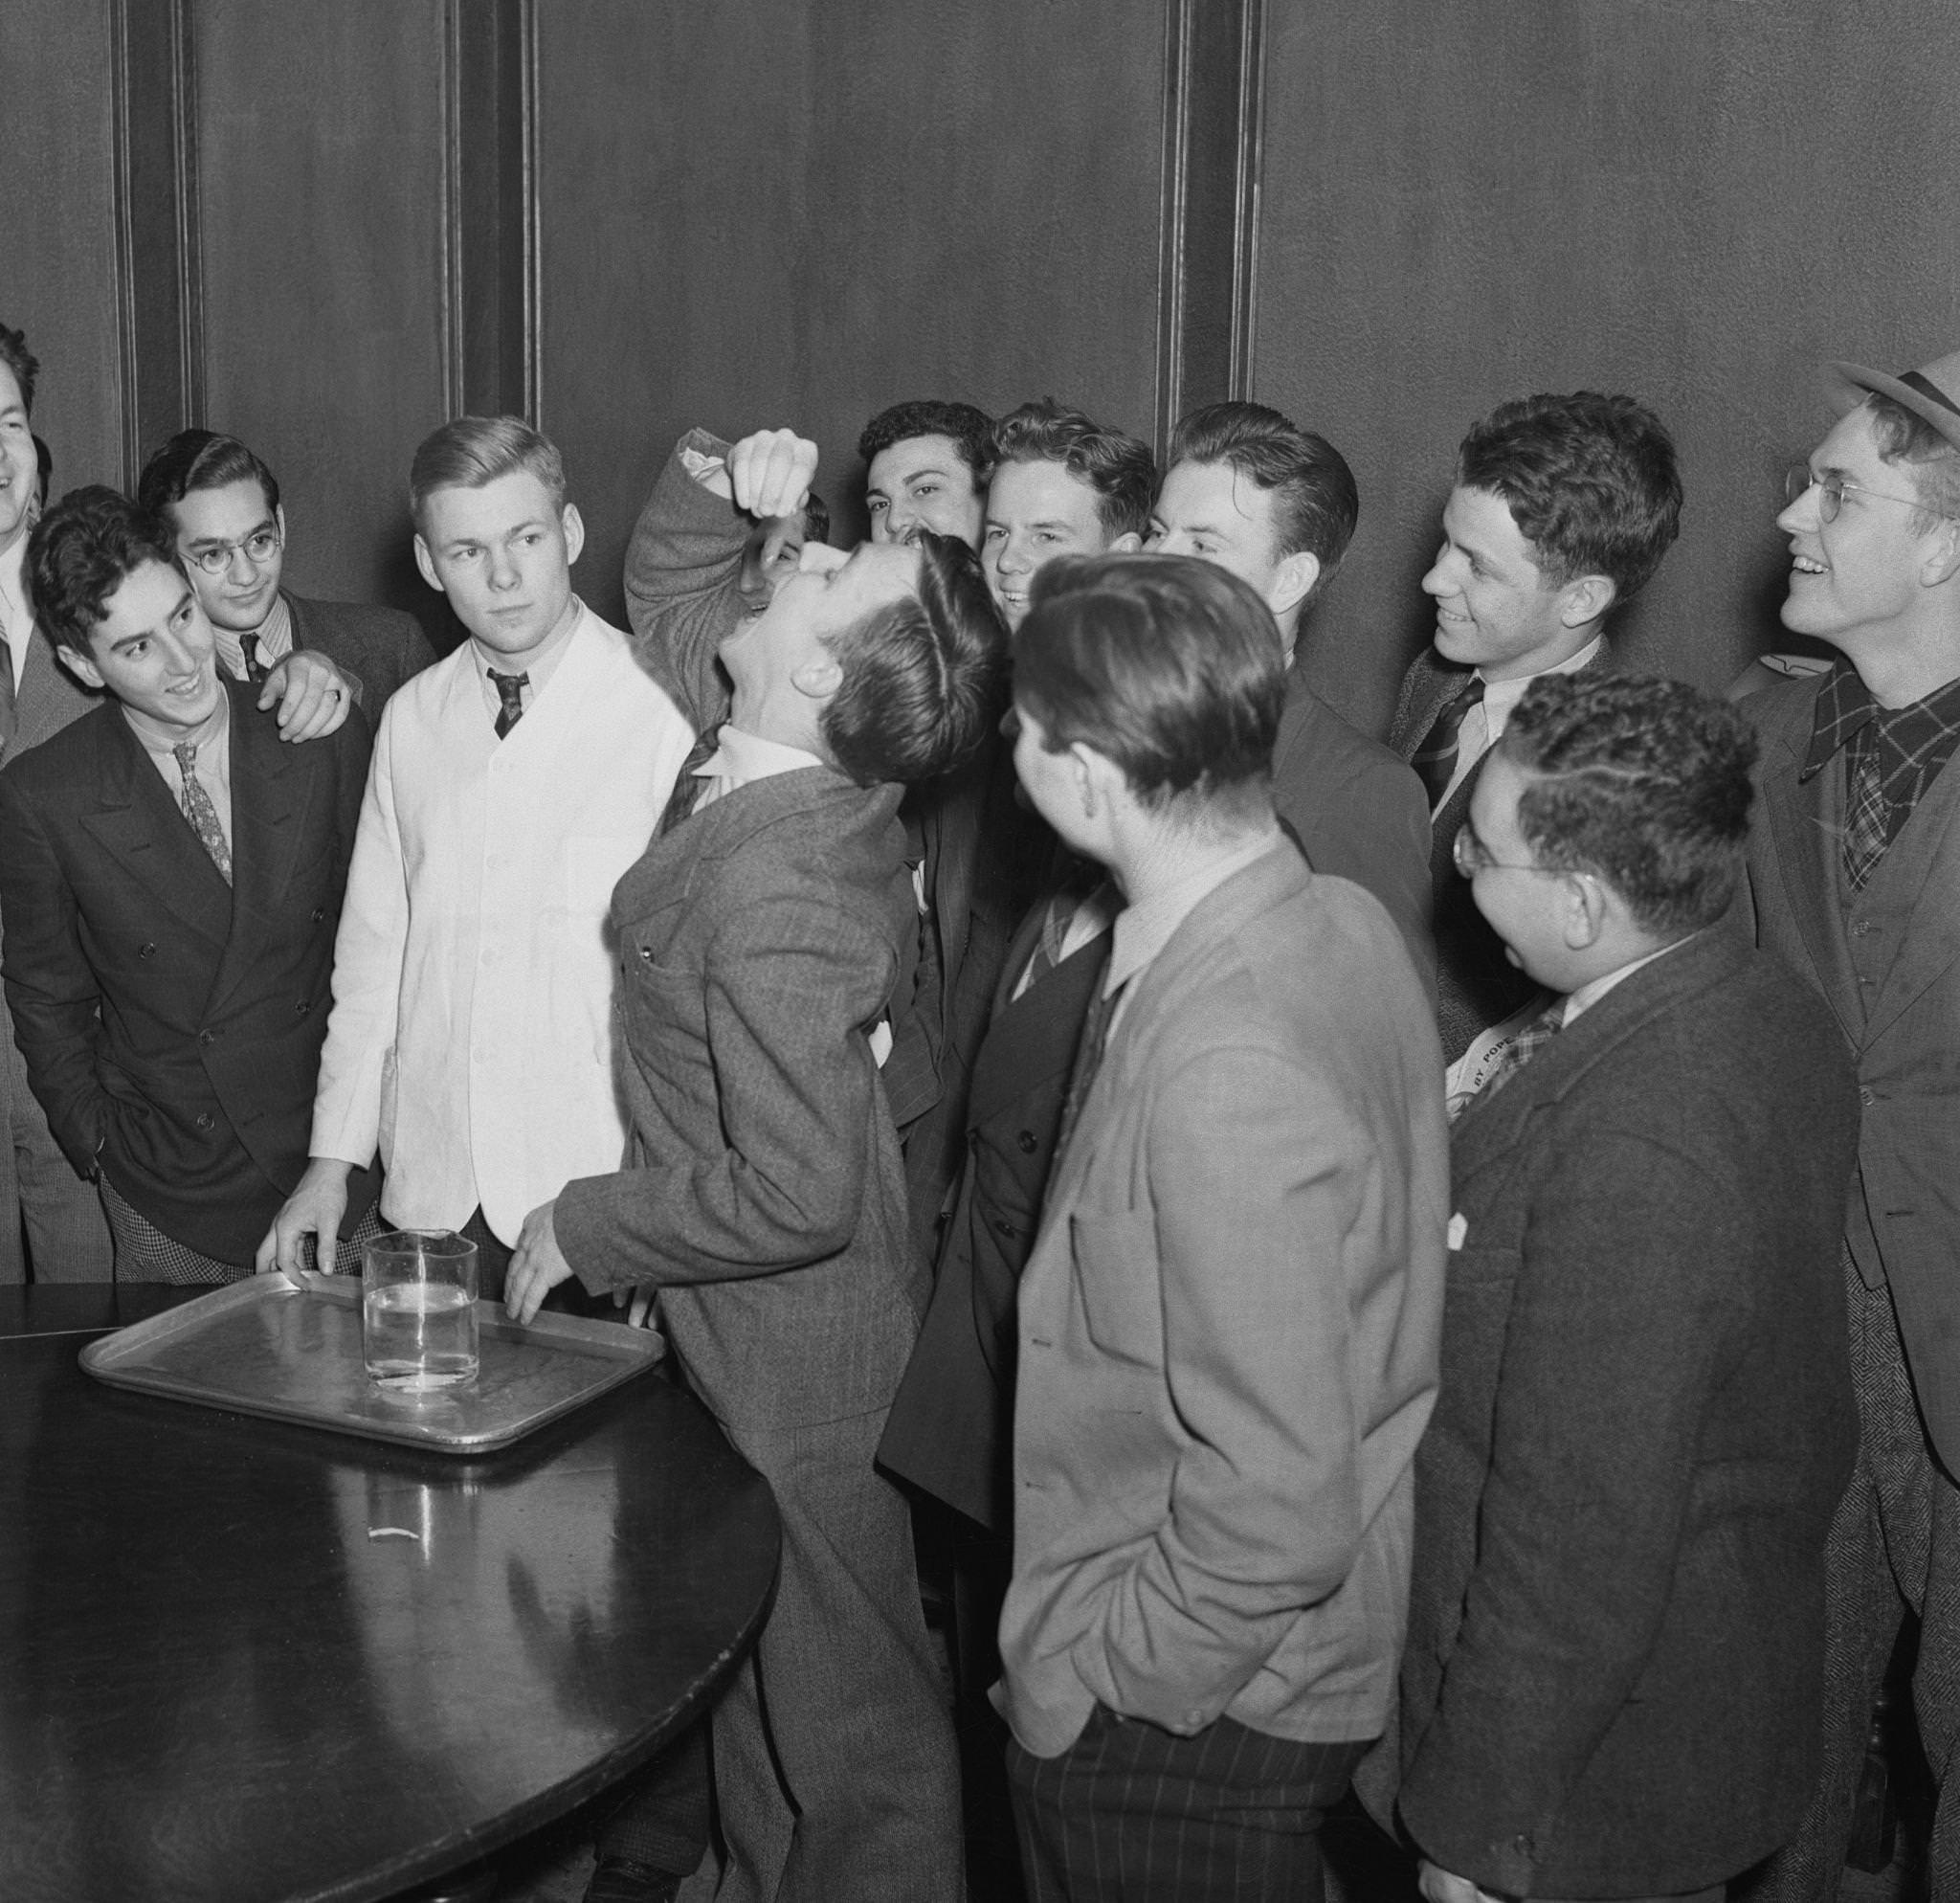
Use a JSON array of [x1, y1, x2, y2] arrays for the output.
[[442, 0, 539, 423], [110, 0, 204, 486], [1153, 0, 1267, 454]]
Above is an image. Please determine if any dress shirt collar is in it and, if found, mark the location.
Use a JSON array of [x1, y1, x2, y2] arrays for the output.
[[1104, 828, 1287, 1003], [697, 724, 825, 795], [1561, 931, 1692, 1028], [1476, 635, 1602, 737], [0, 530, 29, 687], [471, 595, 583, 717]]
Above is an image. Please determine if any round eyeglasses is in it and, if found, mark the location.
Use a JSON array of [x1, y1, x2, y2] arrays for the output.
[[186, 526, 282, 575], [1453, 823, 1553, 879], [1783, 465, 1954, 525]]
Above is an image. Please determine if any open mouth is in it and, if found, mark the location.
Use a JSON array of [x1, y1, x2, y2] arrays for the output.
[[1790, 554, 1827, 575]]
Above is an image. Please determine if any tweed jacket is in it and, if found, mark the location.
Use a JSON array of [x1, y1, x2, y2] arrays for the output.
[[0, 682, 379, 1263], [1389, 644, 1613, 1063], [621, 430, 1035, 1270], [1379, 927, 1860, 1898], [554, 766, 924, 1438], [1742, 670, 1960, 1473], [998, 844, 1448, 1757], [283, 591, 435, 712]]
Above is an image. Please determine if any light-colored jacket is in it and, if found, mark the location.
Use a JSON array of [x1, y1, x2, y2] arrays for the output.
[[309, 603, 693, 1242], [999, 845, 1448, 1757]]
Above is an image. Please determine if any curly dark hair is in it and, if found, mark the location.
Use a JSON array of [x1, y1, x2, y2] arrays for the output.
[[820, 530, 1007, 787], [990, 399, 1155, 539], [1458, 392, 1682, 604], [1503, 672, 1757, 936], [28, 485, 182, 652], [857, 400, 995, 487]]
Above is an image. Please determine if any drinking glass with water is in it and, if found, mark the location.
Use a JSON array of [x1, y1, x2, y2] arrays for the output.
[[362, 1230, 480, 1389]]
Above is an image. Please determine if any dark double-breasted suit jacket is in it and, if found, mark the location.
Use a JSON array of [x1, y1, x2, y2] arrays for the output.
[[1742, 671, 1960, 1476], [1389, 645, 1610, 1062], [878, 889, 1109, 1532], [1369, 926, 1860, 1898], [0, 680, 379, 1265]]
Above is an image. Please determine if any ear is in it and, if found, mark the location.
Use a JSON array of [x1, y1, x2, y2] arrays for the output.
[[788, 652, 843, 704], [274, 503, 288, 545], [412, 534, 445, 595], [57, 641, 105, 691], [561, 503, 586, 568], [1921, 517, 1960, 588], [1270, 549, 1322, 621], [1107, 529, 1143, 555], [1558, 869, 1609, 952], [1558, 572, 1616, 630], [1067, 741, 1106, 819]]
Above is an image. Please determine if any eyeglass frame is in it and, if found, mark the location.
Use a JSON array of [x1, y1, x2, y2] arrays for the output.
[[1782, 463, 1957, 526], [1452, 821, 1596, 884], [183, 523, 284, 576]]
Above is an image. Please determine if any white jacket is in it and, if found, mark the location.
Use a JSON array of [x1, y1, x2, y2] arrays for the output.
[[310, 603, 694, 1242]]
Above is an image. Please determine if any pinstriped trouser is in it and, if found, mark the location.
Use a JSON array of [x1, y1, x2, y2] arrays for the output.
[[1006, 1702, 1367, 1902]]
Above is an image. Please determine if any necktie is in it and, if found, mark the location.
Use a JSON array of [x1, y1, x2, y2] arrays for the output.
[[489, 668, 528, 739], [0, 624, 17, 761], [1053, 974, 1127, 1168], [660, 728, 721, 834], [1413, 674, 1486, 810], [1013, 860, 1113, 1001], [1477, 996, 1565, 1105], [1841, 736, 1889, 892], [238, 632, 269, 684], [173, 742, 232, 885]]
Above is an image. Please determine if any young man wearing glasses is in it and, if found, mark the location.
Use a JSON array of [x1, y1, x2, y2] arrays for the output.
[[1365, 672, 1859, 1903], [1388, 392, 1682, 1091], [139, 429, 434, 716], [1744, 349, 1960, 1901]]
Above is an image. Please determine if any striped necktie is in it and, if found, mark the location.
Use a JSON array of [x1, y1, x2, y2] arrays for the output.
[[1413, 675, 1485, 810]]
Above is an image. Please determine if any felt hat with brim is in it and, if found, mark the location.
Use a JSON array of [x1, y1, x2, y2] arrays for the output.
[[1826, 349, 1960, 456]]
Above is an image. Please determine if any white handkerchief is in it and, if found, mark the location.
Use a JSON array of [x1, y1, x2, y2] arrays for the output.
[[1447, 1212, 1468, 1251]]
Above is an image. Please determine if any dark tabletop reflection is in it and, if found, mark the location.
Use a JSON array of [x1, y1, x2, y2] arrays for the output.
[[0, 1300, 776, 1903]]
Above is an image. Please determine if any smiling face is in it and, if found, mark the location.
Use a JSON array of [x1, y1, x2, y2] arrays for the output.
[[414, 468, 583, 660], [983, 459, 1125, 629], [1421, 485, 1593, 682], [60, 557, 223, 740], [1146, 459, 1286, 604], [865, 434, 985, 548], [719, 538, 921, 705], [167, 477, 286, 633], [0, 364, 36, 558], [1460, 747, 1578, 989], [1777, 403, 1948, 657]]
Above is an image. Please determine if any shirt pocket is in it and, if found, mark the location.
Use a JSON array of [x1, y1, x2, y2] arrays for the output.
[[1069, 1205, 1163, 1369]]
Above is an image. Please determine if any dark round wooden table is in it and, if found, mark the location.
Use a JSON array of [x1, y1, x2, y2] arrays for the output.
[[0, 1286, 779, 1903]]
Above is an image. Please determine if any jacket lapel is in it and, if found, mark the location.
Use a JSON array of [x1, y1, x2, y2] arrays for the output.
[[1862, 757, 1960, 1045], [205, 687, 311, 1019], [78, 710, 233, 950], [1759, 707, 1863, 1045]]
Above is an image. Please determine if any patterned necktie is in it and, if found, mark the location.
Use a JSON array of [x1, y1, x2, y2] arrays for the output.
[[1054, 975, 1127, 1168], [238, 632, 269, 684], [172, 742, 232, 885], [1478, 996, 1565, 1105], [1841, 737, 1889, 891], [660, 728, 721, 834], [1413, 675, 1486, 810], [489, 668, 528, 739]]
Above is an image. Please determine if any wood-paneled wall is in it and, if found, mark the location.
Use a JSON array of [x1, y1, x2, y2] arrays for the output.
[[1254, 0, 1960, 733]]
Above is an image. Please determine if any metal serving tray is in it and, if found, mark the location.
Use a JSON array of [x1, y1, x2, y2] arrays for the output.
[[79, 1269, 664, 1454]]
